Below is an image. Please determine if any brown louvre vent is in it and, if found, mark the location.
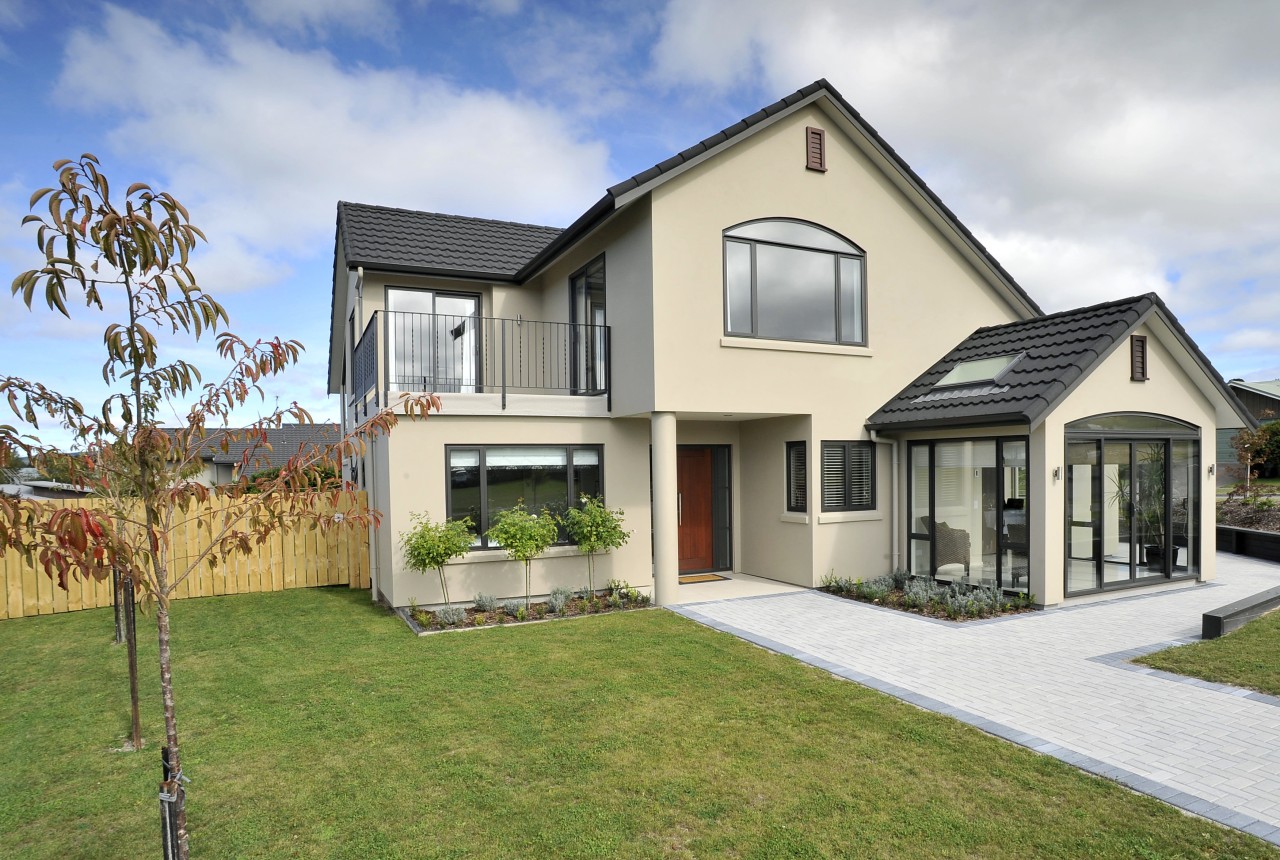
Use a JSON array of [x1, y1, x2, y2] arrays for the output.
[[1131, 335, 1148, 381], [806, 126, 826, 172]]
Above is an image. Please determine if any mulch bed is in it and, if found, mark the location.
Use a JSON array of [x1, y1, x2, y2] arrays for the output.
[[820, 585, 1037, 621]]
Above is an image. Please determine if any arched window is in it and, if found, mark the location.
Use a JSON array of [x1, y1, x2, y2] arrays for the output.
[[724, 219, 866, 345]]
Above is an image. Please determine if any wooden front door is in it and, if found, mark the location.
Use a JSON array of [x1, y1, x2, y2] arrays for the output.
[[677, 446, 715, 572]]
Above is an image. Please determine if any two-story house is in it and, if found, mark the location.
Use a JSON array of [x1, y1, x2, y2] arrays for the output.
[[327, 79, 1252, 610]]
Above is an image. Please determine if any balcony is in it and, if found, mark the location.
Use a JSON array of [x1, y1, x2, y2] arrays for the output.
[[350, 311, 610, 417]]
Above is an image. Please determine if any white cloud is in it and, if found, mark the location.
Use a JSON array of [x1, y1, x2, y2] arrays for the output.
[[241, 0, 398, 40], [649, 0, 1280, 378], [53, 5, 612, 284]]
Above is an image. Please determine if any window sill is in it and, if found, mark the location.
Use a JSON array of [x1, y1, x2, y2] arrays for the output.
[[455, 544, 583, 565], [720, 336, 872, 357], [817, 510, 882, 524], [780, 512, 810, 524]]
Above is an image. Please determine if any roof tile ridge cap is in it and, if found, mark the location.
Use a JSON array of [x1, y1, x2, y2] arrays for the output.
[[338, 201, 564, 232]]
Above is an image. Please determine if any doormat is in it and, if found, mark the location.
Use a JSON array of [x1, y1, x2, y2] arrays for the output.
[[679, 573, 730, 584]]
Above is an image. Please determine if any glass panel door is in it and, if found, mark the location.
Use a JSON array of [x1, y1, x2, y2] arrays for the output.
[[570, 257, 605, 394], [1102, 442, 1133, 585], [1066, 441, 1099, 593], [1134, 441, 1169, 578], [386, 289, 479, 393]]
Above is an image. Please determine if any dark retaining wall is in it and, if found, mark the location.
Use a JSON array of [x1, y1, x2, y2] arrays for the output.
[[1217, 525, 1280, 564]]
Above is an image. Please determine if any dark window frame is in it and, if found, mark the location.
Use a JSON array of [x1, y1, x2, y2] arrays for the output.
[[444, 443, 604, 550], [907, 435, 1032, 591], [820, 440, 875, 512], [568, 254, 607, 395], [723, 218, 867, 347], [786, 441, 807, 513]]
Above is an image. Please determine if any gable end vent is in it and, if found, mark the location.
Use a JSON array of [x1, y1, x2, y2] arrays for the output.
[[806, 126, 827, 172], [1131, 335, 1148, 381]]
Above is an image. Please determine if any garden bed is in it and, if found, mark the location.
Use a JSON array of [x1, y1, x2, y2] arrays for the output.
[[403, 581, 652, 634], [820, 571, 1037, 621]]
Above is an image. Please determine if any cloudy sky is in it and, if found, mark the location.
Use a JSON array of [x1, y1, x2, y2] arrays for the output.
[[2, 0, 1277, 448]]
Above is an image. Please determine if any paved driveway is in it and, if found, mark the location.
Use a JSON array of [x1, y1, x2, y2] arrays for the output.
[[671, 554, 1280, 847]]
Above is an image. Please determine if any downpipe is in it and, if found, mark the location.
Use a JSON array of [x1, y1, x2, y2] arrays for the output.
[[869, 430, 900, 572]]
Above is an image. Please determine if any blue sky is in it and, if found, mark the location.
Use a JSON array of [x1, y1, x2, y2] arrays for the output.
[[2, 0, 1279, 449]]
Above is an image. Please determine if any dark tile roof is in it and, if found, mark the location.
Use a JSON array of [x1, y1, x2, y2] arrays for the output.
[[866, 295, 1157, 430], [165, 424, 341, 470], [337, 202, 563, 280]]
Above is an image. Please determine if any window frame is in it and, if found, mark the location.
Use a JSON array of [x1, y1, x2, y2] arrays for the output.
[[723, 218, 867, 347], [786, 441, 807, 513], [820, 440, 875, 513], [444, 443, 605, 550]]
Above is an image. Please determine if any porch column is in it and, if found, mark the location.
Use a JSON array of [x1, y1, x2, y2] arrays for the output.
[[651, 411, 679, 606]]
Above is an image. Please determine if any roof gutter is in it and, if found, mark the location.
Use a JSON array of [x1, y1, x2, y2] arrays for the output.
[[515, 193, 615, 283]]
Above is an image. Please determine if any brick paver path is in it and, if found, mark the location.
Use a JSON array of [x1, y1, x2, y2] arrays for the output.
[[671, 554, 1280, 846]]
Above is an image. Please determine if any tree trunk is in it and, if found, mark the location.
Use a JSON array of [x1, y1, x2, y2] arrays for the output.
[[154, 589, 188, 859], [124, 573, 142, 750]]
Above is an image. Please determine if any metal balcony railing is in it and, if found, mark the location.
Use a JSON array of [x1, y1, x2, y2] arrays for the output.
[[350, 311, 610, 410]]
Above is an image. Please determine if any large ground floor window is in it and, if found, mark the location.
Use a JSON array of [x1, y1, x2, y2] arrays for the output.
[[909, 436, 1030, 592], [446, 445, 603, 548], [1065, 414, 1199, 596]]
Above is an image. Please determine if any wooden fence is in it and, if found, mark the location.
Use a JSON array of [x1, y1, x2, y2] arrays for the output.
[[1, 493, 371, 620]]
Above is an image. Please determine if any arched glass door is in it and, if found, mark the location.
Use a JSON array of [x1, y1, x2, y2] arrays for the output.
[[1065, 415, 1199, 596]]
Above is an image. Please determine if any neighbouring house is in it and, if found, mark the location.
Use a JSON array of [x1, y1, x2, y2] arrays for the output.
[[1215, 379, 1280, 485], [171, 424, 342, 486], [327, 79, 1253, 609]]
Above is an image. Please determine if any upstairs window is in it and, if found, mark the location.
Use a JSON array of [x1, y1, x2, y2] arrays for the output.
[[724, 219, 865, 345]]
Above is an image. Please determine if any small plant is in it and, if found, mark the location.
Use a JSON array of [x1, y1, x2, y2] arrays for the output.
[[563, 495, 631, 594], [435, 605, 466, 627], [486, 501, 560, 610], [401, 512, 474, 607], [607, 592, 623, 609], [548, 586, 574, 614], [516, 606, 528, 622], [474, 593, 498, 613], [534, 604, 548, 619], [632, 590, 652, 607], [502, 599, 523, 618], [473, 613, 485, 626], [575, 585, 595, 601], [411, 609, 431, 627]]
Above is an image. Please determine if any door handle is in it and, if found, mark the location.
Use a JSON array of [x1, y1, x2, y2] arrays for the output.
[[678, 493, 682, 526]]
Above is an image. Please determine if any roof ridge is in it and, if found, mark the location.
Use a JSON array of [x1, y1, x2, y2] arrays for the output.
[[971, 293, 1155, 335], [338, 200, 563, 233]]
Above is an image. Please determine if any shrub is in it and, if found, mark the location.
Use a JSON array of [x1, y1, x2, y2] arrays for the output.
[[400, 512, 474, 607], [516, 607, 528, 622], [473, 613, 485, 626], [501, 599, 523, 618], [548, 586, 574, 615], [563, 496, 631, 594], [435, 605, 466, 627], [486, 501, 560, 610], [534, 604, 548, 619], [473, 593, 498, 613]]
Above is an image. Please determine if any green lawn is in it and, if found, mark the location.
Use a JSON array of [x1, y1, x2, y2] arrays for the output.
[[1, 590, 1277, 859], [1137, 609, 1280, 696]]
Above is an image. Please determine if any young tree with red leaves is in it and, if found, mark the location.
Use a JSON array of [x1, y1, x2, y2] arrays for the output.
[[0, 155, 437, 859]]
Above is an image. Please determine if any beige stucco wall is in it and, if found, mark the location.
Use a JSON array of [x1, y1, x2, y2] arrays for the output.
[[376, 413, 652, 608], [1034, 320, 1219, 606], [646, 103, 1027, 420]]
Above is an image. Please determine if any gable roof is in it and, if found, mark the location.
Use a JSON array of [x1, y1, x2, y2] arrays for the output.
[[515, 79, 1042, 319], [337, 202, 562, 281], [866, 293, 1254, 432]]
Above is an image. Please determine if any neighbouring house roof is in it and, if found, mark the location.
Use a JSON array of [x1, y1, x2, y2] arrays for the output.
[[164, 424, 341, 471], [866, 293, 1255, 432], [1229, 379, 1280, 400], [336, 202, 563, 281]]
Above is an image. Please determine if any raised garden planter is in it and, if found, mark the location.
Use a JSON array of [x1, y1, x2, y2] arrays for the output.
[[398, 584, 652, 635]]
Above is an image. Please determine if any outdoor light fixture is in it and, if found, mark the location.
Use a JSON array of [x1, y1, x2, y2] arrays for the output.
[[1052, 466, 1061, 481], [1208, 463, 1216, 476]]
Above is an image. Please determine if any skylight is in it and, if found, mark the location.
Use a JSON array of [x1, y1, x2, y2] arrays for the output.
[[934, 353, 1022, 388]]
